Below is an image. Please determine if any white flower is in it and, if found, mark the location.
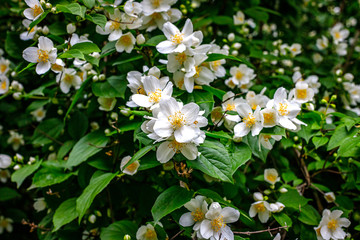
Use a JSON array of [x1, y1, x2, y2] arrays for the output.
[[124, 0, 143, 17], [156, 19, 201, 54], [115, 32, 136, 53], [290, 81, 314, 104], [264, 168, 280, 185], [24, 0, 44, 21], [234, 11, 245, 25], [313, 53, 323, 64], [228, 64, 256, 86], [0, 76, 9, 95], [179, 195, 208, 233], [209, 59, 226, 78], [153, 98, 205, 143], [200, 202, 240, 240], [23, 36, 57, 75], [0, 169, 10, 183], [156, 138, 199, 163], [246, 89, 270, 110], [0, 57, 10, 76], [98, 97, 117, 112], [31, 107, 46, 122], [69, 33, 92, 46], [33, 198, 47, 212], [324, 192, 336, 203], [140, 8, 182, 32], [330, 23, 349, 44], [259, 134, 282, 150], [51, 59, 65, 73], [56, 68, 82, 93], [20, 19, 38, 41], [141, 0, 177, 16], [66, 23, 76, 34], [267, 87, 302, 130], [7, 131, 25, 151], [289, 43, 302, 57], [314, 225, 325, 240], [234, 103, 263, 138], [270, 202, 285, 213], [316, 36, 329, 50], [103, 8, 125, 41], [136, 223, 158, 240], [249, 201, 272, 223], [131, 75, 173, 109], [318, 209, 350, 240], [120, 156, 140, 175], [0, 154, 12, 169], [335, 43, 347, 56], [305, 75, 321, 94], [221, 91, 243, 129], [0, 216, 13, 234]]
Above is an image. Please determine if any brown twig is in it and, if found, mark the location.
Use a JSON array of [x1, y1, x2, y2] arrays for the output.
[[233, 226, 288, 235], [22, 219, 51, 232], [32, 124, 64, 146], [170, 229, 185, 240]]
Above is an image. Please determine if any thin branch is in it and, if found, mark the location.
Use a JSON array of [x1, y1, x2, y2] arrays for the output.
[[170, 230, 185, 240], [32, 124, 64, 146], [233, 226, 288, 235]]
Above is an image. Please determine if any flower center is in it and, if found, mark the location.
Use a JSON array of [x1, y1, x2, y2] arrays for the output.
[[211, 216, 225, 232], [255, 202, 266, 212], [168, 140, 183, 153], [64, 74, 73, 84], [278, 103, 289, 116], [0, 64, 7, 73], [321, 42, 327, 48], [1, 81, 7, 90], [194, 66, 202, 78], [37, 49, 49, 63], [0, 219, 8, 227], [126, 162, 138, 172], [296, 89, 307, 99], [110, 20, 121, 30], [121, 35, 132, 46], [36, 110, 44, 118], [152, 0, 161, 7], [137, 86, 146, 95], [144, 229, 157, 239], [235, 70, 243, 80], [243, 113, 255, 128], [334, 32, 341, 39], [226, 103, 235, 111], [263, 135, 271, 142], [32, 5, 43, 18], [212, 60, 221, 71], [52, 63, 63, 72], [177, 78, 184, 89], [263, 112, 276, 125], [168, 111, 185, 129], [327, 219, 338, 231], [191, 208, 205, 222], [149, 89, 162, 103], [266, 174, 277, 183], [0, 170, 9, 178], [171, 33, 184, 45], [175, 52, 187, 65]]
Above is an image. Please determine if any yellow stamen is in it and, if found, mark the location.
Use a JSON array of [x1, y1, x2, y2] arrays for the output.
[[334, 32, 341, 39], [144, 229, 157, 239], [175, 52, 187, 65], [255, 202, 266, 212], [120, 35, 132, 46], [137, 86, 146, 95], [263, 135, 271, 142], [168, 140, 183, 153], [52, 64, 62, 72], [278, 103, 289, 116], [32, 5, 43, 18], [126, 162, 138, 172], [149, 89, 162, 103], [191, 208, 205, 222], [235, 70, 243, 80], [211, 60, 221, 71], [263, 112, 276, 125], [266, 174, 277, 182], [296, 89, 307, 99], [170, 33, 184, 44], [1, 81, 7, 90], [226, 103, 235, 111], [327, 219, 338, 231], [194, 66, 202, 78], [211, 216, 225, 232], [0, 64, 7, 73], [37, 49, 49, 63], [243, 113, 255, 128], [63, 74, 73, 84], [110, 20, 120, 30], [168, 111, 185, 129], [152, 0, 161, 7]]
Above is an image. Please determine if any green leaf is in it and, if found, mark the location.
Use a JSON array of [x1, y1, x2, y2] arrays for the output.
[[83, 0, 95, 8], [30, 167, 74, 188], [64, 76, 92, 121], [231, 143, 252, 173], [86, 13, 107, 29], [312, 136, 328, 149], [32, 118, 64, 145], [327, 124, 357, 150], [244, 7, 269, 22], [242, 134, 269, 162], [206, 53, 255, 69], [71, 42, 101, 54], [0, 187, 21, 201], [68, 111, 89, 140], [66, 130, 109, 168], [123, 144, 156, 169], [100, 220, 138, 240], [11, 160, 42, 188], [92, 75, 127, 99], [101, 41, 116, 58], [57, 140, 76, 160], [59, 49, 85, 59], [5, 31, 27, 59], [186, 90, 214, 117], [277, 189, 310, 210], [187, 140, 233, 182], [112, 55, 143, 66], [76, 171, 118, 222], [57, 3, 86, 18], [205, 131, 232, 140], [202, 85, 226, 100], [298, 205, 321, 226], [49, 22, 67, 36], [338, 136, 360, 157], [273, 212, 292, 228], [29, 11, 49, 29], [53, 198, 78, 231], [212, 16, 233, 25], [151, 186, 194, 223], [142, 35, 166, 47]]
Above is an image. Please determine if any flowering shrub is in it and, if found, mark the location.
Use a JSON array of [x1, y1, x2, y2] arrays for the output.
[[0, 0, 360, 239]]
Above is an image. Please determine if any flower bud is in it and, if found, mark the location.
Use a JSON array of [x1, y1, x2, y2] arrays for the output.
[[233, 42, 242, 49], [124, 234, 131, 240], [99, 74, 106, 81], [227, 33, 235, 42], [344, 73, 354, 81], [324, 192, 336, 203], [42, 26, 49, 35], [279, 188, 288, 193], [91, 122, 100, 131], [92, 75, 99, 82], [51, 7, 56, 13], [57, 109, 63, 115], [83, 63, 93, 71], [13, 164, 21, 170], [45, 3, 52, 9], [163, 161, 174, 171], [13, 92, 21, 100], [264, 189, 271, 195], [231, 50, 238, 56], [136, 34, 145, 45], [336, 77, 342, 83], [253, 192, 264, 201], [66, 23, 76, 34], [335, 69, 343, 76], [110, 112, 118, 120], [104, 129, 111, 135], [88, 214, 96, 224]]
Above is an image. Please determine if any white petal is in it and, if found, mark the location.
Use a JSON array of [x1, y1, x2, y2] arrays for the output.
[[258, 210, 270, 223], [60, 81, 71, 93], [236, 103, 252, 117], [200, 220, 213, 239], [163, 22, 179, 39], [153, 120, 173, 139], [159, 97, 179, 117], [182, 103, 199, 123], [184, 77, 194, 93], [23, 47, 39, 63], [221, 207, 240, 223], [156, 40, 176, 54], [23, 8, 35, 20], [234, 122, 250, 137], [180, 143, 198, 160], [131, 94, 152, 108], [333, 228, 346, 239], [36, 61, 51, 75], [38, 36, 53, 51], [279, 117, 296, 130], [108, 29, 122, 41], [179, 212, 195, 227], [156, 141, 175, 163], [174, 125, 197, 143], [182, 19, 193, 36]]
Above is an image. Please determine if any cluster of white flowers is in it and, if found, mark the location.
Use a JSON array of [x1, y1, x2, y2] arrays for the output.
[[315, 23, 350, 57], [179, 195, 240, 240], [314, 209, 350, 240], [0, 154, 12, 183]]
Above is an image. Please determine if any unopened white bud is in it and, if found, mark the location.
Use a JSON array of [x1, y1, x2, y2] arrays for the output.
[[104, 129, 111, 135], [83, 63, 93, 71], [88, 214, 96, 224], [110, 112, 118, 120], [15, 153, 24, 162], [92, 76, 99, 82], [90, 122, 100, 131], [14, 164, 21, 170], [344, 73, 354, 81], [45, 3, 52, 9], [335, 69, 343, 76], [120, 108, 131, 116], [227, 33, 235, 42], [13, 92, 21, 100], [66, 23, 76, 34], [91, 52, 100, 58], [11, 71, 17, 77], [223, 44, 230, 51], [42, 26, 49, 35], [253, 192, 264, 201], [336, 77, 342, 83], [279, 188, 288, 193], [136, 34, 145, 45], [57, 109, 63, 115], [40, 0, 45, 4], [231, 50, 238, 56], [124, 234, 131, 240], [264, 189, 271, 195], [233, 42, 242, 49], [51, 7, 56, 13], [99, 74, 106, 81]]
